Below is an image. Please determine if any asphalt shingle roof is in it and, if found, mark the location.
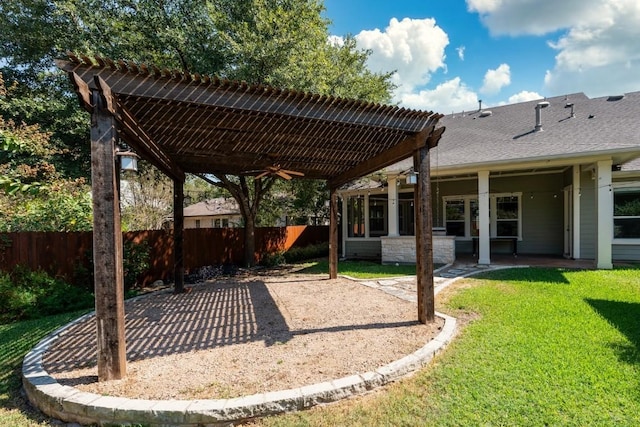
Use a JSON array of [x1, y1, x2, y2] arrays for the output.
[[387, 91, 640, 174], [183, 198, 239, 217]]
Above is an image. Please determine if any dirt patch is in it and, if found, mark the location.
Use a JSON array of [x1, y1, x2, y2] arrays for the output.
[[44, 272, 444, 400]]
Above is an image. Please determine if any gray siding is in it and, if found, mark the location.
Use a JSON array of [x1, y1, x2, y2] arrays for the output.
[[434, 174, 565, 255], [579, 171, 596, 259], [613, 245, 640, 261], [345, 240, 381, 260], [494, 174, 564, 255]]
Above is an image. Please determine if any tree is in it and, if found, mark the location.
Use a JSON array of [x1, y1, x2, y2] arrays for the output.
[[0, 0, 394, 265], [0, 79, 92, 231]]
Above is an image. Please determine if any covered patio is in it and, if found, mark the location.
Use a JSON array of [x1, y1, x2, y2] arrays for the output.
[[56, 54, 445, 381]]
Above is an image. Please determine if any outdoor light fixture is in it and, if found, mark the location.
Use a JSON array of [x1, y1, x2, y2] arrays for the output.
[[116, 148, 139, 172], [406, 172, 418, 184]]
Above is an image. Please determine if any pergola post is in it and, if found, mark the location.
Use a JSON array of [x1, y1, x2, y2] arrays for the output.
[[329, 186, 339, 279], [90, 89, 127, 381], [414, 145, 435, 324], [173, 179, 185, 293]]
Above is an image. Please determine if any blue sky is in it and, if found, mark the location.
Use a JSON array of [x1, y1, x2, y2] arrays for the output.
[[323, 0, 640, 113]]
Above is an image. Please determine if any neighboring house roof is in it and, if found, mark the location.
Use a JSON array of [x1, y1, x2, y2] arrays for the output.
[[183, 198, 239, 217], [387, 91, 640, 175]]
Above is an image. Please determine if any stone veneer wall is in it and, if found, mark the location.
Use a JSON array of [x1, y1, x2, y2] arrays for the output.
[[380, 235, 456, 265]]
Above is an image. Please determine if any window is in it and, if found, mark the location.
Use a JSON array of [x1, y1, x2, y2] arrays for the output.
[[347, 195, 365, 237], [369, 195, 388, 237], [614, 187, 640, 239], [444, 193, 521, 239], [495, 196, 519, 237], [195, 219, 201, 229], [214, 219, 221, 228], [445, 199, 465, 236], [222, 218, 229, 228]]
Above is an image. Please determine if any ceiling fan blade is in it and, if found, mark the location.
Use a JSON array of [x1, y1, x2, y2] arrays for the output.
[[255, 170, 270, 179], [282, 169, 304, 177], [276, 170, 293, 180]]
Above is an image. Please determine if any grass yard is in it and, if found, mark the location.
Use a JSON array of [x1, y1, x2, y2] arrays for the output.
[[3, 267, 640, 426], [299, 259, 419, 278], [258, 266, 640, 426], [0, 312, 83, 426]]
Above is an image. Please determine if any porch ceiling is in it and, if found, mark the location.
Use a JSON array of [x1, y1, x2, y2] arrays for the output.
[[57, 54, 444, 187]]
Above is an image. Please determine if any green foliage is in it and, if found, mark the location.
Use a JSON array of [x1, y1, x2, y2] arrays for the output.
[[0, 184, 92, 232], [123, 240, 151, 288], [0, 266, 93, 323], [283, 242, 329, 263], [0, 0, 395, 265], [75, 240, 151, 290], [260, 251, 286, 268], [120, 164, 174, 231]]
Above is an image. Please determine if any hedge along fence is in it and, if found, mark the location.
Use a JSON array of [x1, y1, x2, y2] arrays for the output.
[[0, 225, 328, 287]]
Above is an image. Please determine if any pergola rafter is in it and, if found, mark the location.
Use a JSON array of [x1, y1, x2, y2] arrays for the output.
[[58, 53, 445, 381]]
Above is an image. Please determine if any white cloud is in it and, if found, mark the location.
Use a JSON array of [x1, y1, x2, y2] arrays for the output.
[[456, 46, 466, 61], [466, 0, 611, 36], [507, 90, 543, 104], [398, 77, 479, 113], [327, 35, 344, 47], [354, 17, 449, 92], [466, 0, 640, 97], [480, 63, 511, 94]]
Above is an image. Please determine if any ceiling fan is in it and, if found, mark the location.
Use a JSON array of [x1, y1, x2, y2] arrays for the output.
[[254, 164, 304, 180]]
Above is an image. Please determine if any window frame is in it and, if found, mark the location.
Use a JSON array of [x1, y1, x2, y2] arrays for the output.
[[443, 192, 522, 240], [613, 183, 640, 244]]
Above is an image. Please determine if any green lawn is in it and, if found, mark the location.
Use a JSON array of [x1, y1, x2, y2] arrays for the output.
[[4, 267, 640, 426], [0, 312, 83, 426], [299, 259, 419, 278], [259, 266, 640, 426]]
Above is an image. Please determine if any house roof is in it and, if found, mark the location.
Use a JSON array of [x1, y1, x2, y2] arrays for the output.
[[183, 198, 239, 217], [57, 54, 444, 188], [387, 91, 640, 175]]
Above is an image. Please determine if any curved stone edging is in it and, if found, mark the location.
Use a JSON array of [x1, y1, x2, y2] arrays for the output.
[[22, 309, 457, 426]]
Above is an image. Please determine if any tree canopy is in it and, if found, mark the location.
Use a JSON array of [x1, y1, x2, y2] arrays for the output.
[[0, 0, 395, 262]]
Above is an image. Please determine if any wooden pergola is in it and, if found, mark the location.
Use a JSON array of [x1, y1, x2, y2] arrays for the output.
[[57, 54, 445, 381]]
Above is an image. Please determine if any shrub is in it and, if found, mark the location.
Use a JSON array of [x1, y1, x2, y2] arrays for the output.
[[0, 266, 94, 323], [284, 242, 329, 263], [261, 251, 286, 267], [73, 240, 151, 291]]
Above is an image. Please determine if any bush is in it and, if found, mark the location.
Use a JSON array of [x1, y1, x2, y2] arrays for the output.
[[73, 240, 151, 291], [0, 266, 94, 323], [284, 242, 329, 263], [260, 251, 286, 267]]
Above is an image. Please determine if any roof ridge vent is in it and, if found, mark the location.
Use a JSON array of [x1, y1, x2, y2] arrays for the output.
[[534, 101, 550, 131], [479, 110, 492, 117]]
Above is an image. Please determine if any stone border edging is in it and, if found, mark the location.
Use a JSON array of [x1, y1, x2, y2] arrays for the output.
[[22, 309, 456, 426]]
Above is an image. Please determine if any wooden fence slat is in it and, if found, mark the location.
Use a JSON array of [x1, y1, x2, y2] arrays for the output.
[[0, 226, 328, 286]]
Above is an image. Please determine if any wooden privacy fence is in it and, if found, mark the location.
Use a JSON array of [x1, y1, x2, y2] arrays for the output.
[[0, 225, 328, 286]]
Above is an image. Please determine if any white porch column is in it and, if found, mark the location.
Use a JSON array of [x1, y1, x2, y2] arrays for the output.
[[572, 165, 581, 259], [388, 177, 399, 236], [478, 170, 491, 265], [596, 160, 613, 269], [341, 194, 348, 259], [364, 193, 370, 238]]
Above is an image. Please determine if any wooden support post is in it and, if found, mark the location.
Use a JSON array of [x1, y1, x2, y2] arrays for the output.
[[173, 179, 185, 293], [414, 146, 435, 324], [329, 186, 339, 279], [90, 89, 126, 381]]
